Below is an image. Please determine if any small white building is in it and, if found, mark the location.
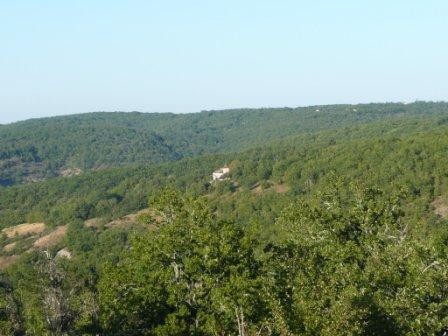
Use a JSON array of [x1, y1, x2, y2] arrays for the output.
[[212, 167, 230, 181]]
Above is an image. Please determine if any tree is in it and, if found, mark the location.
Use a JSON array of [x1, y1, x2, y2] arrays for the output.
[[0, 273, 23, 336], [99, 190, 269, 335], [264, 182, 448, 335]]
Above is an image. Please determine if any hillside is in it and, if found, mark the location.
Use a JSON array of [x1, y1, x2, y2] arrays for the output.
[[2, 102, 447, 186], [2, 112, 448, 231], [1, 104, 448, 335]]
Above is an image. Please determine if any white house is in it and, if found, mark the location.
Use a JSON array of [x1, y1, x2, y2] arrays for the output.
[[212, 167, 230, 181]]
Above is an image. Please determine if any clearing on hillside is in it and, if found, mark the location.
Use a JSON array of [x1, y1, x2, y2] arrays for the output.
[[432, 196, 448, 219], [251, 182, 290, 195], [3, 242, 16, 252], [33, 225, 67, 249], [2, 223, 46, 238], [105, 209, 151, 228], [0, 255, 19, 269]]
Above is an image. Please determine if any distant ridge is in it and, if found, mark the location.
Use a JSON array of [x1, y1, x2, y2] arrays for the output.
[[1, 102, 447, 186]]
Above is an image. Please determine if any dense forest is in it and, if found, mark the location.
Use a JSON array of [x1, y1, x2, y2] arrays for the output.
[[1, 103, 448, 335], [2, 102, 448, 186]]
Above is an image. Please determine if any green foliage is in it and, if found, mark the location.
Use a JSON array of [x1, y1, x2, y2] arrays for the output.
[[2, 103, 448, 334], [265, 183, 448, 335], [99, 190, 267, 335], [96, 186, 448, 335], [3, 111, 448, 230], [66, 220, 97, 253], [2, 102, 447, 186], [0, 274, 23, 336], [2, 182, 448, 335]]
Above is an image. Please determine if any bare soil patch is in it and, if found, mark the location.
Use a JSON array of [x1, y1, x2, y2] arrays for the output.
[[105, 209, 150, 228], [251, 182, 290, 195], [56, 247, 72, 259], [33, 225, 67, 249], [432, 197, 448, 219], [251, 183, 263, 195], [3, 242, 16, 252], [0, 255, 19, 269], [274, 183, 290, 194], [2, 223, 46, 238], [85, 218, 102, 228]]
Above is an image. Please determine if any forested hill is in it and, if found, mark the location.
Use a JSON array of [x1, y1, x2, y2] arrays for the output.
[[2, 101, 448, 186], [1, 113, 448, 230], [2, 103, 448, 334]]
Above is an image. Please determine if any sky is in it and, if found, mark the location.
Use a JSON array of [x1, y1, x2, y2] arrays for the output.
[[1, 0, 448, 124]]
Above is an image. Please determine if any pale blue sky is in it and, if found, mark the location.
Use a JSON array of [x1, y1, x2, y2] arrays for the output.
[[1, 0, 447, 124]]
